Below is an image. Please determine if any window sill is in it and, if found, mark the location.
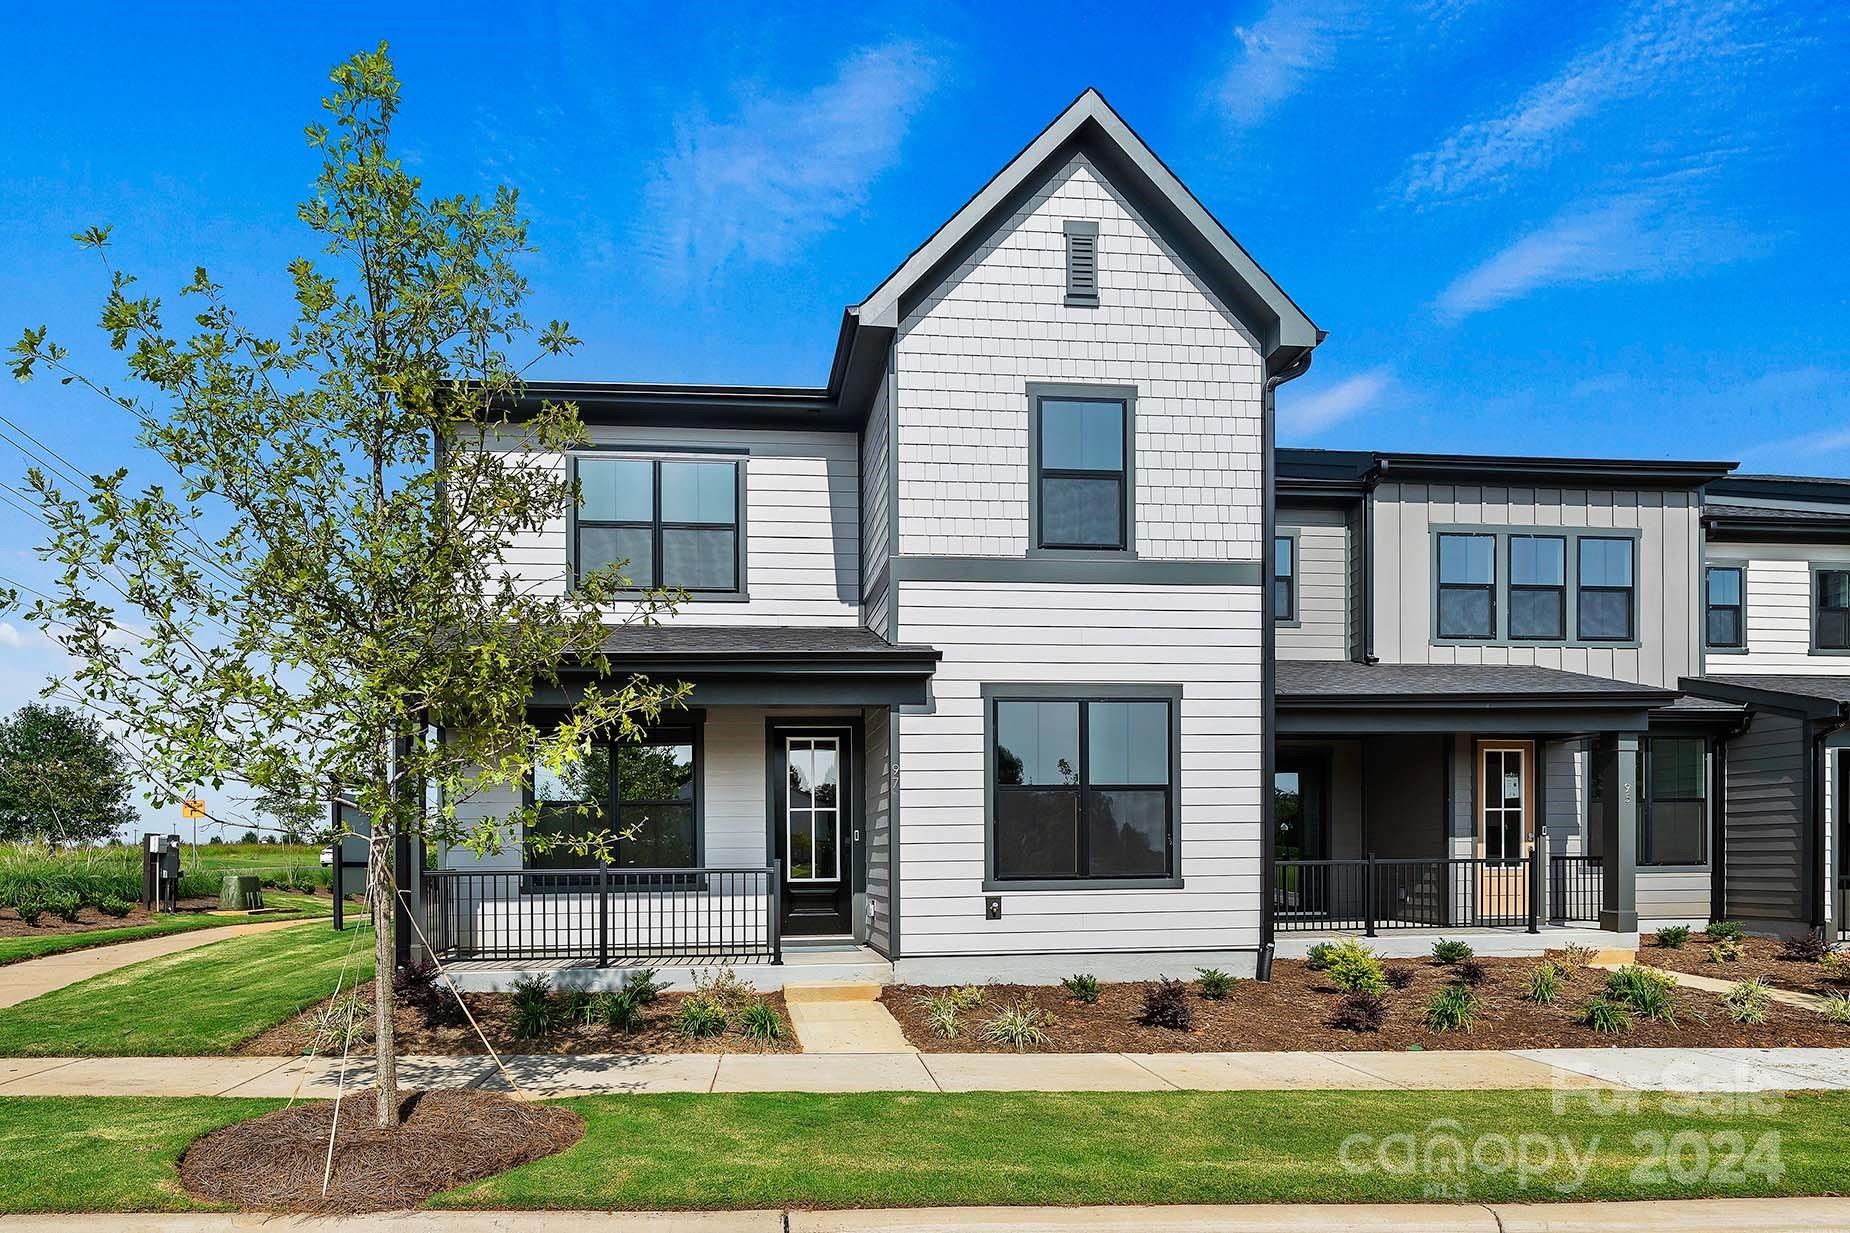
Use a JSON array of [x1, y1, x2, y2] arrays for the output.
[[1063, 294, 1100, 308], [1026, 547, 1138, 561], [982, 877, 1183, 893]]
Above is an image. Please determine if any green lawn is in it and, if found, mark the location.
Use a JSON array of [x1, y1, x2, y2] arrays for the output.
[[0, 1090, 1844, 1213], [0, 892, 334, 966], [0, 921, 374, 1056]]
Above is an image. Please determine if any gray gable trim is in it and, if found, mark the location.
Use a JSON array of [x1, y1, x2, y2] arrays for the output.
[[890, 555, 1261, 587], [854, 89, 1320, 356]]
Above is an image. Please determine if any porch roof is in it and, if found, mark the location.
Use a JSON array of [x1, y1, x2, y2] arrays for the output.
[[539, 624, 941, 708], [1679, 673, 1850, 721], [1276, 660, 1675, 735]]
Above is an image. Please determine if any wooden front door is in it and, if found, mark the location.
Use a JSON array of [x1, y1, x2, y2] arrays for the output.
[[1477, 742, 1533, 924], [771, 727, 853, 936]]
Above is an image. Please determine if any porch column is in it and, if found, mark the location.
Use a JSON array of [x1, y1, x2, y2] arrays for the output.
[[1594, 732, 1639, 933]]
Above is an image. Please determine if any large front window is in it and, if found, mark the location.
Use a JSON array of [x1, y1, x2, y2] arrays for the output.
[[990, 696, 1173, 882], [1817, 569, 1850, 651], [1035, 396, 1128, 550], [529, 730, 698, 869], [574, 457, 741, 593]]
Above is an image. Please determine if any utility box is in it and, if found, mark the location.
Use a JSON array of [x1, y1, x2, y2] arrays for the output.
[[219, 874, 264, 912], [142, 832, 183, 912]]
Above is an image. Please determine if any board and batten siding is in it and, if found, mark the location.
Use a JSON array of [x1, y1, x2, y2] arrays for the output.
[[1705, 541, 1850, 674], [1277, 505, 1350, 661], [1371, 482, 1702, 688], [893, 580, 1264, 956], [891, 152, 1265, 563], [1720, 710, 1810, 927], [490, 424, 862, 628]]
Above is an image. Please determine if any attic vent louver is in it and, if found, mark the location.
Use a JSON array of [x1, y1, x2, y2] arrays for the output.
[[1063, 220, 1099, 305]]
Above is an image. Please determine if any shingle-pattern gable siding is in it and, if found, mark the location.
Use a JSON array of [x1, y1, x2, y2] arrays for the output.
[[893, 154, 1264, 562], [1278, 505, 1350, 661]]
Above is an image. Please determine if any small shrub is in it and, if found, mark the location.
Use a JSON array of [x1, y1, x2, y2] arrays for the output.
[[45, 893, 82, 923], [1139, 978, 1194, 1031], [920, 994, 961, 1039], [1707, 920, 1747, 942], [1818, 993, 1850, 1025], [509, 975, 563, 1040], [1430, 939, 1474, 965], [13, 899, 44, 927], [622, 968, 666, 1003], [1527, 961, 1563, 1004], [1724, 979, 1774, 1025], [1304, 941, 1339, 971], [947, 984, 989, 1011], [1654, 925, 1691, 949], [1424, 984, 1478, 1033], [1061, 973, 1101, 1003], [1604, 965, 1677, 1022], [738, 999, 787, 1043], [692, 966, 758, 1015], [95, 894, 133, 919], [1779, 931, 1834, 963], [561, 989, 597, 1028], [1707, 939, 1743, 963], [1557, 943, 1597, 969], [1326, 948, 1387, 996], [980, 1000, 1054, 1051], [1196, 967, 1238, 1000], [591, 989, 644, 1032], [1579, 996, 1635, 1035], [1329, 991, 1386, 1032], [1384, 965, 1415, 990], [673, 995, 728, 1039], [1452, 959, 1488, 988]]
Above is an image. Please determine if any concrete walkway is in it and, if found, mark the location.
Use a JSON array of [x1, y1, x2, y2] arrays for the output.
[[5, 1198, 1849, 1231], [783, 982, 916, 1054], [0, 917, 317, 1010], [1623, 963, 1845, 1015], [5, 1046, 1850, 1097]]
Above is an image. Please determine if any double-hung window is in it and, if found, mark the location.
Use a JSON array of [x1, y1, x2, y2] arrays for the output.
[[1641, 737, 1707, 866], [1577, 537, 1635, 641], [528, 730, 698, 872], [1817, 569, 1850, 651], [1273, 535, 1297, 622], [575, 456, 741, 594], [1034, 395, 1129, 551], [990, 695, 1174, 883], [1705, 565, 1745, 649], [1508, 535, 1566, 640], [1437, 533, 1496, 639]]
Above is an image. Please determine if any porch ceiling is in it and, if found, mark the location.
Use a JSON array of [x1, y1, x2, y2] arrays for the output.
[[1276, 660, 1674, 735]]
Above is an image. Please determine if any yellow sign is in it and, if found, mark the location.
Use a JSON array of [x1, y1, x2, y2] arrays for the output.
[[181, 799, 206, 820]]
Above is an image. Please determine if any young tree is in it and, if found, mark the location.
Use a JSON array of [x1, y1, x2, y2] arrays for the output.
[[0, 702, 138, 844], [6, 45, 684, 1128]]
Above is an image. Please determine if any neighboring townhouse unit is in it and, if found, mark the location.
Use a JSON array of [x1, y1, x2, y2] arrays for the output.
[[417, 89, 1848, 991]]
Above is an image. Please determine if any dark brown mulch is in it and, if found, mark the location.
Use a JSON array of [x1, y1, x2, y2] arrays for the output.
[[0, 897, 229, 938], [179, 1089, 582, 1213], [1644, 931, 1850, 996], [882, 952, 1850, 1053], [240, 980, 799, 1056]]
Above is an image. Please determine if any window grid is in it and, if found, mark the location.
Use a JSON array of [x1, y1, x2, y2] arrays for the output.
[[1034, 397, 1129, 552], [1437, 533, 1497, 640], [785, 736, 842, 884], [574, 457, 741, 594], [1705, 565, 1745, 649], [1576, 536, 1636, 642], [1507, 535, 1566, 642]]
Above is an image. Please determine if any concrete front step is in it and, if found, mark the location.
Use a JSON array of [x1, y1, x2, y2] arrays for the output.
[[783, 981, 884, 1004]]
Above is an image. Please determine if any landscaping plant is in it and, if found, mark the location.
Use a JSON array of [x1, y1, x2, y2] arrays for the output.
[[562, 989, 597, 1029], [1303, 941, 1338, 970], [1654, 925, 1691, 949], [1526, 961, 1563, 1004], [673, 995, 728, 1040], [1579, 996, 1635, 1035], [981, 1000, 1054, 1051], [920, 993, 961, 1039], [1195, 967, 1237, 999], [623, 969, 666, 1004], [1328, 991, 1386, 1033], [95, 894, 132, 919], [1423, 984, 1478, 1033], [1326, 946, 1387, 996], [509, 976, 563, 1040], [1818, 993, 1850, 1025], [738, 999, 787, 1044], [1430, 939, 1473, 965], [591, 989, 644, 1033], [1383, 965, 1415, 990], [1139, 978, 1194, 1031], [13, 898, 43, 927], [949, 984, 988, 1010], [1706, 920, 1747, 942], [692, 966, 758, 1016], [1724, 979, 1774, 1025], [1707, 939, 1743, 963], [1061, 973, 1101, 1003], [1557, 942, 1597, 968], [1452, 959, 1488, 987], [1779, 931, 1834, 963], [45, 892, 82, 923]]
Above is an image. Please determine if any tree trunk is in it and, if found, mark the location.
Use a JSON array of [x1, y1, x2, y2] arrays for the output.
[[370, 831, 400, 1128]]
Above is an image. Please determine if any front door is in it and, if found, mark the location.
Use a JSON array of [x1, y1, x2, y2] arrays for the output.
[[1274, 754, 1330, 919], [1477, 742, 1533, 924], [771, 727, 853, 936]]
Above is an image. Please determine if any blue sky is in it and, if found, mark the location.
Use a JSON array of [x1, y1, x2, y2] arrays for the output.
[[0, 1, 1846, 827]]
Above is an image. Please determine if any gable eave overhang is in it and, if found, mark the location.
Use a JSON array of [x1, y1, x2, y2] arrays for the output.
[[1677, 676, 1850, 722], [1702, 513, 1850, 544], [852, 88, 1320, 358], [1374, 453, 1736, 489]]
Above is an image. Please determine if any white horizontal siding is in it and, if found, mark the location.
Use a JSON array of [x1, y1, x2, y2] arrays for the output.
[[893, 579, 1264, 957], [1277, 506, 1350, 661], [1706, 542, 1850, 673]]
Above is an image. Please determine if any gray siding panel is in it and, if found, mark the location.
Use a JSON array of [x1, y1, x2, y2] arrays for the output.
[[1277, 505, 1350, 661], [864, 705, 893, 955], [1722, 712, 1809, 925]]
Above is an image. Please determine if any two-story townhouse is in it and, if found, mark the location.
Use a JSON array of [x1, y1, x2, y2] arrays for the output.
[[429, 89, 1323, 986], [1683, 475, 1850, 939]]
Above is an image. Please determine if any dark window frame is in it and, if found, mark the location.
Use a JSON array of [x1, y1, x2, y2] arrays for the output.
[[1704, 563, 1746, 651], [1436, 532, 1498, 641], [1639, 734, 1709, 868], [981, 683, 1182, 891], [1273, 532, 1298, 625], [1815, 566, 1850, 653], [523, 717, 706, 883], [1576, 535, 1637, 643], [1507, 533, 1567, 642], [1027, 384, 1136, 557], [571, 454, 746, 599]]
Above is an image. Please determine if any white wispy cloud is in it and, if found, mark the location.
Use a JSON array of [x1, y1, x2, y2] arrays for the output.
[[1396, 0, 1756, 206], [1279, 368, 1394, 437], [638, 42, 939, 289], [1433, 190, 1765, 319], [1218, 0, 1366, 126], [0, 622, 27, 649]]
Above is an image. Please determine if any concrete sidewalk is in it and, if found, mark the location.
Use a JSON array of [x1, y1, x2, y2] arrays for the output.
[[5, 1198, 1849, 1231], [5, 1046, 1850, 1097], [0, 917, 316, 1009]]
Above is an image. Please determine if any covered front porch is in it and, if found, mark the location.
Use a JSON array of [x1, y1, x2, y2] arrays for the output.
[[1272, 660, 1678, 941]]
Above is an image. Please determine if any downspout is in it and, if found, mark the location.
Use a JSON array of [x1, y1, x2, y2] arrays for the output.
[[1361, 464, 1381, 664], [1258, 344, 1315, 981]]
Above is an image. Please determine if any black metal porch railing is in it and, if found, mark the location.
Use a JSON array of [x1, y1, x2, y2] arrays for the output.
[[1272, 854, 1544, 935], [1548, 854, 1603, 924], [422, 865, 781, 966]]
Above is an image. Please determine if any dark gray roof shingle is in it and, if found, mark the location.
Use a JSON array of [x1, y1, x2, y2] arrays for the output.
[[1277, 660, 1673, 701], [1704, 503, 1850, 523], [596, 624, 936, 659], [1694, 674, 1850, 707]]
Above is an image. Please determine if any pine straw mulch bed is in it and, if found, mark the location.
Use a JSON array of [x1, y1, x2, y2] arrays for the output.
[[179, 1089, 583, 1213], [240, 979, 800, 1056], [1642, 930, 1850, 997], [883, 952, 1850, 1053]]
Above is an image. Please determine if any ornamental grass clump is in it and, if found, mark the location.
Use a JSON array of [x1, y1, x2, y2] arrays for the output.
[[1818, 993, 1850, 1026], [920, 993, 962, 1039], [1604, 964, 1679, 1023], [737, 1000, 787, 1044], [1579, 996, 1634, 1036], [1724, 979, 1774, 1025], [1526, 960, 1564, 1005], [673, 995, 728, 1040], [590, 988, 644, 1033], [1424, 984, 1478, 1033], [508, 975, 562, 1040], [981, 1000, 1054, 1051]]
